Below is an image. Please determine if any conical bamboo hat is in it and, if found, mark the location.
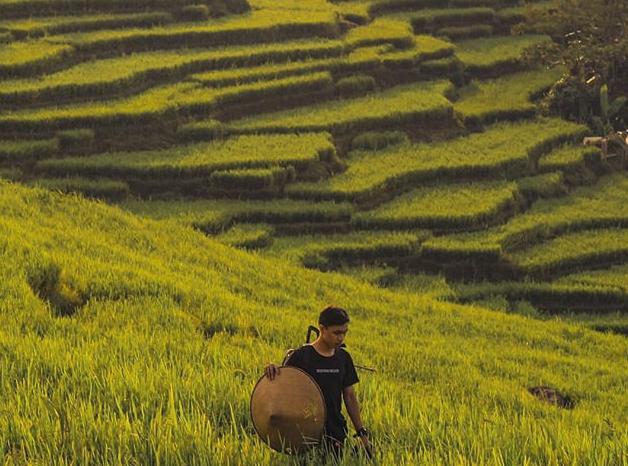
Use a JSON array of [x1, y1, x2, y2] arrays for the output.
[[250, 366, 326, 454]]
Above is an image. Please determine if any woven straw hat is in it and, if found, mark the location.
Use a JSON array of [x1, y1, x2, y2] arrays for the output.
[[250, 366, 326, 454]]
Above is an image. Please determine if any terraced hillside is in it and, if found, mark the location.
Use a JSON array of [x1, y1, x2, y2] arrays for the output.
[[1, 180, 627, 465], [1, 0, 626, 332]]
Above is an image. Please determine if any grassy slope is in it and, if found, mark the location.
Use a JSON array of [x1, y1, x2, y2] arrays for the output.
[[1, 180, 626, 465]]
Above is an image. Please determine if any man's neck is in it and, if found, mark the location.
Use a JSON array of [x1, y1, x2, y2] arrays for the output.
[[312, 338, 335, 357]]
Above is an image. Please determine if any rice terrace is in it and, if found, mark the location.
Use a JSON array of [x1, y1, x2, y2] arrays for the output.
[[0, 0, 627, 464]]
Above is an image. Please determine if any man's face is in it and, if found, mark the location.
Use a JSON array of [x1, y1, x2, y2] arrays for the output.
[[320, 323, 349, 348]]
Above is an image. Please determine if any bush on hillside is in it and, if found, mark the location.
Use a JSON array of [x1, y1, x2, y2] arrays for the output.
[[517, 0, 628, 131]]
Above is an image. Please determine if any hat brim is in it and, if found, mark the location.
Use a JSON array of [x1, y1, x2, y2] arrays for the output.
[[250, 366, 326, 454]]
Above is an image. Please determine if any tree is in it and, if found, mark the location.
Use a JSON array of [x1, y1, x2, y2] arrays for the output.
[[516, 0, 628, 131]]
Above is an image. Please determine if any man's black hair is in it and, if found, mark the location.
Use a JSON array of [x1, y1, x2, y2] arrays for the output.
[[319, 305, 350, 327]]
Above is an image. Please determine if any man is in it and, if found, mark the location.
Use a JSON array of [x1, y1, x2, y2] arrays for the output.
[[264, 305, 372, 459]]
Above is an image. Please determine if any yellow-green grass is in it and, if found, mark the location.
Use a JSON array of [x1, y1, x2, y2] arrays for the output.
[[455, 34, 550, 77], [30, 177, 130, 200], [0, 11, 173, 38], [557, 264, 628, 293], [286, 118, 588, 202], [393, 7, 496, 32], [435, 24, 493, 40], [511, 228, 628, 277], [36, 133, 334, 179], [369, 0, 518, 15], [538, 143, 601, 173], [387, 271, 457, 301], [496, 1, 556, 26], [460, 280, 628, 311], [0, 40, 344, 106], [0, 72, 334, 131], [188, 36, 454, 89], [0, 180, 627, 464], [121, 196, 353, 233], [214, 223, 275, 249], [454, 67, 564, 125], [332, 1, 371, 23], [422, 174, 628, 264], [456, 280, 628, 313], [0, 40, 73, 76], [46, 8, 340, 56], [227, 79, 454, 135], [261, 230, 429, 269], [0, 166, 22, 180], [515, 171, 567, 200], [0, 138, 58, 162], [353, 180, 521, 230], [0, 0, 249, 17], [208, 166, 296, 192], [344, 17, 414, 48]]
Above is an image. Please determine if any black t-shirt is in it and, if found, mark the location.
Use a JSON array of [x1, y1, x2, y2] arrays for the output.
[[285, 344, 359, 442]]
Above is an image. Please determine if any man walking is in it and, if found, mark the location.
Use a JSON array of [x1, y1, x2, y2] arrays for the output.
[[264, 305, 372, 459]]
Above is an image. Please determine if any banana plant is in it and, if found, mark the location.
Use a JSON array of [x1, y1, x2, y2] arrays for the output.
[[592, 84, 627, 135]]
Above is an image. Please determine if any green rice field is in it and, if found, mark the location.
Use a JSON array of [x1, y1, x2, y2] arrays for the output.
[[0, 0, 626, 463]]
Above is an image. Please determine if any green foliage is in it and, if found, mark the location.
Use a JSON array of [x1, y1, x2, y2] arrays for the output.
[[518, 0, 628, 94]]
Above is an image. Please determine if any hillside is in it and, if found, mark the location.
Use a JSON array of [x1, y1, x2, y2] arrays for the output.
[[1, 0, 627, 463], [0, 179, 627, 465], [2, 0, 626, 325]]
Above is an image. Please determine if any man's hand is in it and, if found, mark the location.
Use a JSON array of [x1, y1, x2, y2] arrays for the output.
[[359, 435, 374, 459], [264, 363, 280, 380]]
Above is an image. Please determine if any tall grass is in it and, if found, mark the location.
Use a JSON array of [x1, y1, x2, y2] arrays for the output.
[[0, 181, 626, 465]]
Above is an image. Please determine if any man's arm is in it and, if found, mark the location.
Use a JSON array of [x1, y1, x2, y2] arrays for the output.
[[343, 385, 371, 450]]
